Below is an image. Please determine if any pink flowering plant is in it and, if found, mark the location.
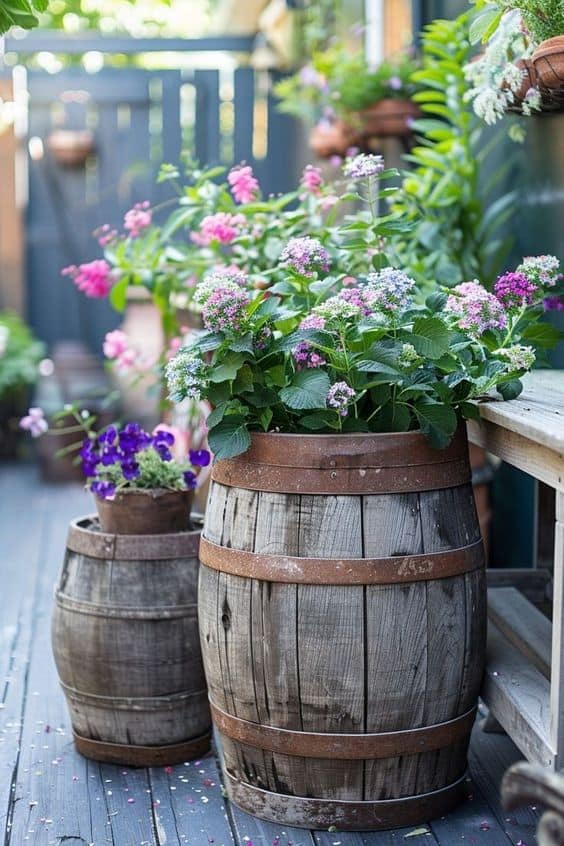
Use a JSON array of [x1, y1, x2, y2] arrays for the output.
[[164, 159, 562, 459]]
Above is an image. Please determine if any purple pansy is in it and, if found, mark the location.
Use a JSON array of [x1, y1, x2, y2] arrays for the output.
[[189, 449, 211, 467]]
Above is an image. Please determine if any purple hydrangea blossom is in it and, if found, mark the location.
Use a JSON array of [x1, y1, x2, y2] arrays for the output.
[[494, 272, 538, 309], [544, 295, 564, 311], [300, 314, 326, 330], [292, 341, 326, 370], [517, 255, 560, 288], [363, 268, 416, 312], [338, 287, 374, 317], [327, 381, 356, 417], [201, 286, 250, 332], [343, 154, 385, 180], [445, 281, 507, 335], [280, 237, 330, 277]]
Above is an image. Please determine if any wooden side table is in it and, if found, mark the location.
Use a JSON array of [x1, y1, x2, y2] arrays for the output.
[[468, 371, 564, 769]]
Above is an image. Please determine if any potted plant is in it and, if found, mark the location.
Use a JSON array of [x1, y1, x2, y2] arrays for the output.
[[0, 311, 44, 457], [470, 1, 564, 94], [166, 153, 562, 829]]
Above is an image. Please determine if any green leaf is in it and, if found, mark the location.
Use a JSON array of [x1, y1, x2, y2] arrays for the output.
[[209, 353, 246, 383], [410, 317, 450, 360], [208, 417, 251, 461], [230, 334, 254, 353], [279, 369, 331, 411], [426, 292, 448, 313], [469, 8, 503, 44], [414, 400, 458, 449], [206, 403, 229, 429], [299, 412, 336, 431], [109, 275, 129, 312], [259, 407, 273, 431], [522, 322, 563, 349]]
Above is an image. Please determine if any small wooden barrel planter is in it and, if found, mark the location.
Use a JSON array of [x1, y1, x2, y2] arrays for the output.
[[198, 428, 486, 830], [52, 516, 211, 766]]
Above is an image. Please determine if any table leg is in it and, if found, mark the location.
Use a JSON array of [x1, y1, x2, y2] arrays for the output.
[[550, 491, 564, 770]]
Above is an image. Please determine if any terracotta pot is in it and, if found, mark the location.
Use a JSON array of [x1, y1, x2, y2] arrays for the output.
[[359, 98, 420, 138], [95, 489, 193, 535], [309, 121, 358, 158], [533, 36, 564, 90], [47, 129, 95, 167]]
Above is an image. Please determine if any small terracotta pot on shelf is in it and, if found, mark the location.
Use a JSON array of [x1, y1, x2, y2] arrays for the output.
[[533, 36, 564, 90], [359, 98, 420, 139], [95, 488, 193, 535], [309, 120, 358, 158]]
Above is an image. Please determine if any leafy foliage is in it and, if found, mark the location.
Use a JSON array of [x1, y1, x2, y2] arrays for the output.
[[470, 0, 564, 46], [0, 312, 44, 399], [0, 0, 47, 34], [390, 12, 517, 291]]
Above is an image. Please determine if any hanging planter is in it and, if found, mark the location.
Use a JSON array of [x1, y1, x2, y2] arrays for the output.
[[359, 98, 421, 139], [532, 36, 564, 91]]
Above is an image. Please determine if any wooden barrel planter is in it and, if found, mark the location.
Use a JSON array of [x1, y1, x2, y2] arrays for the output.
[[52, 516, 211, 766], [198, 427, 486, 830]]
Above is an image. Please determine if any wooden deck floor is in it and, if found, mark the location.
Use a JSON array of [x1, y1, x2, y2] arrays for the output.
[[0, 463, 542, 846]]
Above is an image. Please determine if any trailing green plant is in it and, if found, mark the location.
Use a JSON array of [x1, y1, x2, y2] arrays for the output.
[[0, 311, 44, 399], [390, 12, 518, 290]]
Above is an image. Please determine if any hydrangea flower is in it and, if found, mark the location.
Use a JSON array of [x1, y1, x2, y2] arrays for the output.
[[517, 255, 560, 288], [191, 212, 245, 246], [398, 343, 422, 369], [280, 236, 330, 277], [327, 382, 356, 417], [292, 341, 326, 370], [166, 348, 208, 402], [202, 286, 250, 332], [300, 314, 326, 331], [313, 295, 361, 322], [494, 272, 538, 309], [19, 407, 48, 438], [62, 259, 114, 298], [300, 165, 324, 196], [103, 330, 129, 360], [193, 271, 247, 308], [95, 223, 118, 248], [544, 295, 564, 312], [228, 164, 259, 204], [343, 153, 385, 180], [338, 287, 374, 317], [124, 201, 152, 238], [446, 281, 507, 335], [496, 344, 536, 371], [363, 268, 416, 312]]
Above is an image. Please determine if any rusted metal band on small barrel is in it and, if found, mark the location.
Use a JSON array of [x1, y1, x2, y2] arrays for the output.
[[73, 730, 212, 768], [211, 429, 471, 494], [210, 701, 476, 759], [224, 771, 468, 830], [199, 537, 483, 585], [66, 515, 201, 561]]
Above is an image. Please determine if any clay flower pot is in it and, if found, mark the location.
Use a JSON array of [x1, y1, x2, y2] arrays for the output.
[[533, 36, 564, 91], [95, 488, 193, 535], [47, 129, 95, 167], [359, 98, 421, 139], [309, 121, 358, 158]]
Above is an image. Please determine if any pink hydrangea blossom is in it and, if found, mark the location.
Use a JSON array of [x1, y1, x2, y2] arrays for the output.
[[300, 165, 324, 196], [280, 236, 330, 277], [228, 165, 259, 204], [202, 286, 250, 332], [95, 223, 118, 247], [191, 212, 245, 246], [103, 330, 129, 360], [115, 348, 137, 371], [446, 281, 507, 335], [20, 407, 48, 438], [292, 341, 326, 370], [300, 314, 326, 331], [62, 260, 114, 298], [124, 201, 152, 238], [494, 272, 538, 309], [327, 382, 356, 417]]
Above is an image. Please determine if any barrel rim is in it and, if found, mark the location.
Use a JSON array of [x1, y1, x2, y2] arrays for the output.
[[211, 426, 471, 493], [66, 515, 202, 560], [223, 770, 467, 830]]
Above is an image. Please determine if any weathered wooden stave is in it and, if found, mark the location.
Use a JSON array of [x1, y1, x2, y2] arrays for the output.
[[198, 429, 487, 829], [52, 516, 211, 766]]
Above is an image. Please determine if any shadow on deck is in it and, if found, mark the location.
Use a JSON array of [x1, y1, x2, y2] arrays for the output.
[[0, 464, 540, 845]]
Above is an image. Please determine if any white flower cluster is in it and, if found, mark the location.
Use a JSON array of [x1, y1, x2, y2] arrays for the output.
[[464, 11, 540, 128], [496, 344, 536, 372], [192, 271, 247, 308]]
